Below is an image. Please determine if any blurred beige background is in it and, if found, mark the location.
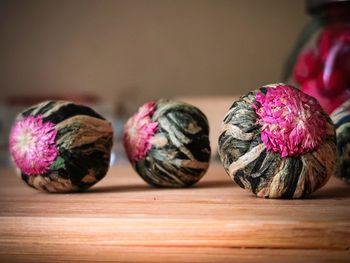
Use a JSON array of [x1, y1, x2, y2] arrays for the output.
[[0, 0, 308, 103]]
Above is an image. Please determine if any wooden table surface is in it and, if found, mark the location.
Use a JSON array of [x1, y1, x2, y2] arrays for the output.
[[0, 164, 349, 263]]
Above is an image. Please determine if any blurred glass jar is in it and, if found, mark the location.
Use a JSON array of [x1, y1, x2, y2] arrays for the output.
[[284, 0, 350, 114]]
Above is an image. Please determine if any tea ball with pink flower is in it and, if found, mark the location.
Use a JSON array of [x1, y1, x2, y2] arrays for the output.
[[218, 83, 336, 199], [123, 99, 211, 187], [9, 100, 113, 193]]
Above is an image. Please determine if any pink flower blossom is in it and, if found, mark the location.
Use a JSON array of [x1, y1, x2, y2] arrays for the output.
[[253, 84, 327, 157], [9, 115, 59, 175], [123, 102, 158, 161]]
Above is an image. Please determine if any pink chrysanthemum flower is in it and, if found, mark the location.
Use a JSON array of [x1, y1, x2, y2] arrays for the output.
[[253, 84, 327, 157], [9, 115, 59, 175], [123, 102, 159, 161]]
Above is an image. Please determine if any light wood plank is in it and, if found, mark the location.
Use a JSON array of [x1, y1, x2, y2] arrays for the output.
[[0, 164, 349, 262], [0, 245, 349, 263]]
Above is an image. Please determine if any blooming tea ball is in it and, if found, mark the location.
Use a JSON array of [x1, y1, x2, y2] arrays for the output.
[[331, 99, 350, 183], [218, 83, 336, 199], [123, 99, 211, 187], [9, 101, 113, 193]]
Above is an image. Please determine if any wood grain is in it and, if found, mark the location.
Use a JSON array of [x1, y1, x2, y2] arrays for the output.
[[0, 164, 349, 262]]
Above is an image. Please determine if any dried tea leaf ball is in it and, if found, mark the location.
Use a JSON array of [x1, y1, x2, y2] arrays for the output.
[[123, 99, 211, 187], [331, 99, 350, 183], [9, 100, 113, 193], [218, 83, 336, 199]]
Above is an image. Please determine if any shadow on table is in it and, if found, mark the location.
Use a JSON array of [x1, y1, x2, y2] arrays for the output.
[[86, 179, 233, 194], [311, 184, 350, 199]]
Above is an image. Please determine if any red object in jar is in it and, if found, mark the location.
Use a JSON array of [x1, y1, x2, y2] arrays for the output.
[[289, 0, 350, 114], [318, 24, 348, 62], [335, 32, 350, 75], [318, 27, 350, 97], [317, 69, 348, 97], [293, 49, 321, 84], [301, 79, 350, 114]]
